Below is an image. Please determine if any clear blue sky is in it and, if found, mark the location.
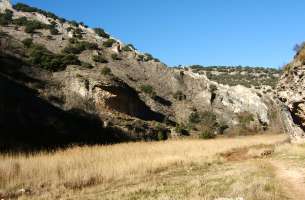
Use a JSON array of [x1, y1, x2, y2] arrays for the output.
[[11, 0, 305, 68]]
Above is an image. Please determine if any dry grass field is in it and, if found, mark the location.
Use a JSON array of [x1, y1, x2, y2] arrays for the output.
[[0, 134, 296, 199]]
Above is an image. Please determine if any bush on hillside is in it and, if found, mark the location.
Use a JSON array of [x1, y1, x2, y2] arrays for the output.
[[140, 84, 155, 95], [122, 44, 136, 51], [0, 9, 13, 25], [111, 53, 121, 60], [13, 16, 28, 26], [24, 43, 80, 71], [22, 38, 33, 48], [92, 55, 108, 63], [94, 28, 109, 38], [103, 39, 116, 47], [63, 41, 98, 54], [81, 62, 93, 69], [144, 53, 153, 61], [101, 67, 111, 75], [24, 20, 49, 33], [136, 54, 145, 61], [69, 20, 79, 27], [13, 3, 64, 22]]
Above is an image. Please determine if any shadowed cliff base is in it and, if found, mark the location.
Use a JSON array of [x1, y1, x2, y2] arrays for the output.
[[0, 73, 133, 152]]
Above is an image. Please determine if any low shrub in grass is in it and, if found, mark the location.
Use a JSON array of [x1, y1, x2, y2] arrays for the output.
[[155, 123, 168, 141], [199, 131, 215, 139]]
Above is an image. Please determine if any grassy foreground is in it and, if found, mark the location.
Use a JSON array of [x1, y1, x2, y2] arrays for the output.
[[0, 134, 291, 199]]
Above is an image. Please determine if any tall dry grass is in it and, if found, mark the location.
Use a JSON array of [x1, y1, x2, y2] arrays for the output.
[[0, 134, 287, 198]]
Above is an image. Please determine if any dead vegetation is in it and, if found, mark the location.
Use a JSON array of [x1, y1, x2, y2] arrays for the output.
[[0, 134, 288, 199]]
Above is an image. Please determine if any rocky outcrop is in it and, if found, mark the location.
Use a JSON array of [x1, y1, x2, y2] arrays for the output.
[[277, 57, 305, 143], [0, 0, 12, 12]]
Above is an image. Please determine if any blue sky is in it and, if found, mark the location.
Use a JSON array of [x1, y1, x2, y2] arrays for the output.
[[11, 0, 305, 68]]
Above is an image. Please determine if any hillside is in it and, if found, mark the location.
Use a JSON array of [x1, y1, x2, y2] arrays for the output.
[[188, 65, 281, 90], [0, 0, 283, 150]]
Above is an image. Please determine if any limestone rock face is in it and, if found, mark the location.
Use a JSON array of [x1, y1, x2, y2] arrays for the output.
[[0, 0, 12, 12], [215, 85, 269, 125], [277, 58, 305, 143]]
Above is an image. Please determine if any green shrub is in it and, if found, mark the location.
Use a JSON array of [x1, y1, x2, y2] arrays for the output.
[[94, 28, 109, 38], [49, 27, 59, 35], [103, 39, 116, 47], [62, 44, 84, 54], [189, 112, 201, 124], [140, 84, 154, 95], [137, 54, 145, 61], [22, 38, 33, 48], [92, 55, 108, 63], [24, 20, 48, 33], [155, 124, 168, 141], [175, 124, 189, 136], [69, 20, 79, 27], [153, 58, 160, 62], [122, 44, 136, 51], [101, 67, 111, 75], [25, 43, 80, 71], [199, 131, 215, 139], [144, 53, 153, 61], [111, 53, 121, 60], [13, 17, 28, 26], [63, 41, 98, 54], [81, 62, 93, 69], [0, 9, 13, 25], [158, 131, 167, 141], [13, 3, 64, 22]]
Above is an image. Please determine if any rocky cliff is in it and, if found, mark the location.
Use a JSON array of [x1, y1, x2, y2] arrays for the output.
[[277, 46, 305, 143], [0, 1, 282, 149]]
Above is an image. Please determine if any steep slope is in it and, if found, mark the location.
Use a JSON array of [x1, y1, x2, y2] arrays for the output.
[[0, 0, 282, 149], [277, 45, 305, 143]]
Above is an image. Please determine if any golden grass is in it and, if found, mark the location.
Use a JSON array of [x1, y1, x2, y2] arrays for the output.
[[0, 134, 287, 199]]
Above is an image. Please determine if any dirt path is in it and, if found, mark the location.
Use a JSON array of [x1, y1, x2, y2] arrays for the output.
[[270, 160, 305, 200]]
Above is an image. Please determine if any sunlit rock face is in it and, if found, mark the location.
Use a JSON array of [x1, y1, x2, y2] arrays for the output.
[[0, 0, 12, 12]]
